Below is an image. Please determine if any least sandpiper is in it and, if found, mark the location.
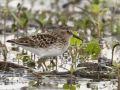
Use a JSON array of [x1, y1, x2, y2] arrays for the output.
[[7, 25, 82, 57]]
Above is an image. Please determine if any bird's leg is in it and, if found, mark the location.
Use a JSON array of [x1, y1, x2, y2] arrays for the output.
[[53, 56, 57, 71], [37, 58, 47, 71], [43, 61, 48, 71]]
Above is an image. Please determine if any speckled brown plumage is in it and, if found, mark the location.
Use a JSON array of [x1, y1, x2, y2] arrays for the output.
[[7, 25, 82, 57], [7, 34, 57, 48]]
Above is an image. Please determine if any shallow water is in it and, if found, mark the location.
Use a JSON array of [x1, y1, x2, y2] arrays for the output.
[[0, 0, 119, 90]]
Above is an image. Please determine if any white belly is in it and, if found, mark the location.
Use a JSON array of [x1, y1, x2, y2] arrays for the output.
[[17, 45, 68, 57]]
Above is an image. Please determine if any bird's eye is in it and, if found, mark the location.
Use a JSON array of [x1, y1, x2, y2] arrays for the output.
[[67, 30, 70, 33]]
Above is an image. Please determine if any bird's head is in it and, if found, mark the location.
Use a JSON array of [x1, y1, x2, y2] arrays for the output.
[[59, 25, 82, 41]]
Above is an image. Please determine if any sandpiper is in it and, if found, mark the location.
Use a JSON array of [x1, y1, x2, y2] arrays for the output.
[[7, 25, 82, 57]]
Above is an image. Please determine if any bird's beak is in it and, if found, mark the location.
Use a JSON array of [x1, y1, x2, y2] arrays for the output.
[[73, 34, 83, 42]]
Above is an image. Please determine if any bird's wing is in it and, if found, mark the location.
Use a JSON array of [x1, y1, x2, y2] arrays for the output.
[[7, 33, 57, 48]]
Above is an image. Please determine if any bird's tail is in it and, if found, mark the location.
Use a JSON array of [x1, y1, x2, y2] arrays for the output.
[[6, 40, 15, 43]]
